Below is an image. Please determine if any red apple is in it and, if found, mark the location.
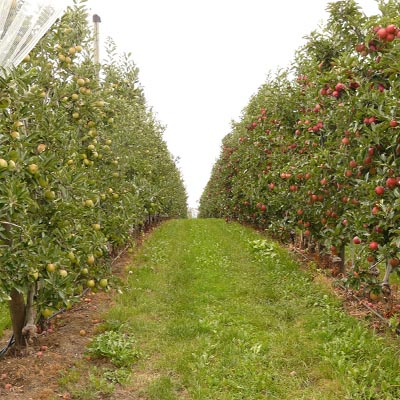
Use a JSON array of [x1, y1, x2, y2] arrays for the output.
[[369, 241, 379, 251], [375, 186, 385, 196], [335, 83, 345, 91], [353, 236, 361, 244], [372, 206, 380, 214], [386, 24, 396, 34], [386, 177, 397, 189], [389, 258, 400, 267], [377, 27, 387, 39], [349, 160, 358, 168]]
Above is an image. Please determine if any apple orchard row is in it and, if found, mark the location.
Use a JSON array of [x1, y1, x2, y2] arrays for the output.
[[0, 3, 187, 347], [200, 2, 400, 289]]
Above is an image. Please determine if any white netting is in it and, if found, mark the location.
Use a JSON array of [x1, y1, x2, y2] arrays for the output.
[[0, 0, 71, 72]]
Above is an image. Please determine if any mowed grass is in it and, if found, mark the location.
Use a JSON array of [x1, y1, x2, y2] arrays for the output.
[[98, 219, 400, 400]]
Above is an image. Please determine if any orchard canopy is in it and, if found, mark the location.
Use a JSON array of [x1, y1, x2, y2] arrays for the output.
[[0, 2, 187, 347], [200, 1, 400, 287]]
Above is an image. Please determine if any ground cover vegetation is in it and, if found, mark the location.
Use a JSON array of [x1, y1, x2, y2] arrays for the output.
[[59, 219, 400, 400]]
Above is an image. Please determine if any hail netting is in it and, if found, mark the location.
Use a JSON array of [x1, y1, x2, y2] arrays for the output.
[[0, 0, 71, 73]]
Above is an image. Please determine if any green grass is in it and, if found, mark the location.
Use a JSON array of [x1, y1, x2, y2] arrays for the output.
[[0, 302, 10, 337], [93, 218, 400, 400]]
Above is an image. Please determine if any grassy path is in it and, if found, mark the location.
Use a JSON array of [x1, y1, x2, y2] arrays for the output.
[[77, 219, 400, 399]]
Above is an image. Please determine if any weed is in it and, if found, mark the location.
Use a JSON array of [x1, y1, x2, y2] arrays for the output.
[[87, 330, 141, 367]]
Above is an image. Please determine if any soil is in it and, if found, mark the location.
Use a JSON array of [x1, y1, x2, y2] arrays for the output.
[[1, 229, 400, 399]]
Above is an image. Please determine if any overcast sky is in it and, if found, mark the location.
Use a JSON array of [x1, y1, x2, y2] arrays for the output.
[[85, 0, 380, 209]]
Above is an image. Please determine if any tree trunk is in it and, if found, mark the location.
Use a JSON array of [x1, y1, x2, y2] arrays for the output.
[[9, 288, 26, 348], [22, 284, 37, 343]]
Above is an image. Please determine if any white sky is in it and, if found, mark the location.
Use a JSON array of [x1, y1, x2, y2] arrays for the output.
[[85, 0, 380, 209]]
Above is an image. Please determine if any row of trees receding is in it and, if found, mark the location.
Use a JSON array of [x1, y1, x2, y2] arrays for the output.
[[0, 2, 187, 348], [200, 0, 400, 293]]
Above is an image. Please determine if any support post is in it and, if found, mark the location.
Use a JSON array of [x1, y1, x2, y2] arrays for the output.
[[93, 14, 101, 64]]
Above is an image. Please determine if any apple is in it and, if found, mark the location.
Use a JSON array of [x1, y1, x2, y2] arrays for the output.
[[59, 269, 68, 277], [44, 190, 56, 200], [349, 160, 357, 168], [369, 241, 379, 251], [0, 159, 8, 169], [86, 279, 95, 288], [353, 236, 361, 244], [390, 120, 399, 128], [99, 278, 108, 288], [375, 186, 385, 196], [386, 24, 396, 34], [27, 164, 38, 175], [389, 258, 400, 267], [377, 27, 387, 39], [37, 143, 46, 153], [386, 177, 397, 189], [10, 131, 20, 139], [46, 263, 56, 272], [42, 308, 53, 318], [84, 199, 94, 207], [372, 206, 379, 215], [8, 160, 16, 171], [341, 137, 350, 145], [87, 255, 95, 265], [92, 223, 101, 231]]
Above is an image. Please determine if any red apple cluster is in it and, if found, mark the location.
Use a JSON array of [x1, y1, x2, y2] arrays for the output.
[[375, 24, 400, 42]]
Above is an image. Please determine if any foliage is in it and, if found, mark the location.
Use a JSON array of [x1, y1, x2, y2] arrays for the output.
[[199, 0, 400, 287]]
